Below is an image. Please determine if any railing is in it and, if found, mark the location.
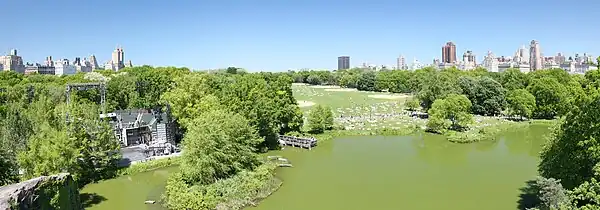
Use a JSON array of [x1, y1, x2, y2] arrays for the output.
[[278, 135, 317, 150]]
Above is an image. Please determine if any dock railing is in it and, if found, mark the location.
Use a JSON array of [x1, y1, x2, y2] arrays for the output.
[[278, 135, 317, 150]]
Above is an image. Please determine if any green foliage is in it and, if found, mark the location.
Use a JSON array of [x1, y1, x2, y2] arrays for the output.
[[569, 177, 600, 209], [506, 89, 536, 119], [356, 71, 378, 92], [35, 175, 82, 210], [118, 157, 180, 176], [426, 94, 473, 133], [180, 109, 261, 185], [539, 94, 600, 189], [501, 68, 530, 91], [418, 70, 461, 110], [459, 76, 506, 116], [17, 103, 121, 187], [0, 146, 18, 186], [527, 77, 569, 119], [164, 162, 280, 210], [406, 97, 420, 111], [307, 105, 334, 134], [162, 72, 303, 150], [535, 177, 570, 210]]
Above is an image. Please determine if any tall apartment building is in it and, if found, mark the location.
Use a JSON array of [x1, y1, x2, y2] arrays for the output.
[[89, 55, 100, 70], [529, 40, 542, 71], [396, 55, 407, 70], [441, 42, 457, 64], [338, 56, 350, 70], [106, 46, 125, 71]]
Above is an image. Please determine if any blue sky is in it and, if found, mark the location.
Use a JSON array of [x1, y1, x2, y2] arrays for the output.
[[1, 0, 598, 71]]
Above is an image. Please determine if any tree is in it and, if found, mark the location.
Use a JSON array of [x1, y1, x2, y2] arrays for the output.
[[0, 146, 18, 186], [338, 73, 359, 88], [501, 68, 529, 91], [459, 76, 506, 116], [426, 99, 450, 133], [506, 89, 536, 120], [180, 109, 261, 185], [226, 67, 238, 74], [426, 94, 473, 132], [308, 105, 333, 134], [356, 71, 378, 92], [106, 73, 138, 110], [17, 103, 121, 186], [527, 77, 569, 119], [418, 71, 461, 110], [539, 94, 600, 189]]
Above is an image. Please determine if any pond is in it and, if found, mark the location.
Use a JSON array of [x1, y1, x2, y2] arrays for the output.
[[252, 124, 550, 210], [81, 124, 549, 210], [80, 166, 178, 210]]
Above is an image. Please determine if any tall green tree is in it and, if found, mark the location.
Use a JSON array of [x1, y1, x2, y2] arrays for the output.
[[0, 146, 18, 186], [418, 71, 461, 110], [180, 109, 261, 185], [356, 71, 378, 92], [500, 68, 529, 91], [506, 89, 536, 120], [426, 94, 473, 132], [17, 103, 121, 186], [527, 78, 569, 119], [539, 94, 600, 189], [308, 105, 334, 134], [459, 76, 506, 116]]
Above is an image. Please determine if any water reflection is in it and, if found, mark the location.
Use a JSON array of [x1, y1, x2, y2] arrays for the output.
[[411, 133, 472, 166], [503, 125, 550, 157], [410, 125, 550, 166]]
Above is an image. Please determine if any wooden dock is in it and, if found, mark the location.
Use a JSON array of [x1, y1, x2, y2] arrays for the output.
[[278, 135, 317, 150]]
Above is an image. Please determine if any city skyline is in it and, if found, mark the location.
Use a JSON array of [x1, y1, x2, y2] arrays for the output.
[[1, 0, 598, 71]]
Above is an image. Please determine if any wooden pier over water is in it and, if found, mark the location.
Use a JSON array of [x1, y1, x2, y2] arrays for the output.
[[278, 135, 318, 150]]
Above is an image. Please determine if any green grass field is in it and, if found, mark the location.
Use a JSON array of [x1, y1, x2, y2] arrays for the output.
[[291, 84, 540, 142], [292, 84, 427, 130]]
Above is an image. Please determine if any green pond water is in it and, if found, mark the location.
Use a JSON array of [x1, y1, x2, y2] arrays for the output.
[[80, 166, 178, 210], [82, 124, 550, 210]]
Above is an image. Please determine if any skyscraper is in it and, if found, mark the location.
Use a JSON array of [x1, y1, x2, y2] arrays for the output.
[[107, 46, 125, 71], [529, 40, 542, 71], [338, 56, 350, 70], [397, 55, 406, 70], [442, 42, 457, 64], [89, 55, 99, 70]]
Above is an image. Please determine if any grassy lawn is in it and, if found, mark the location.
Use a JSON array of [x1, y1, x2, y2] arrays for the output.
[[292, 84, 427, 130], [291, 84, 554, 142]]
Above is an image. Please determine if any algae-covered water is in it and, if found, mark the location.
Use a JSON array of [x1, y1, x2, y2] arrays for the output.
[[82, 125, 549, 210]]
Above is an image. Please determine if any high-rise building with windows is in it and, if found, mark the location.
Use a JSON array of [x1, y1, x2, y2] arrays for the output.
[[442, 42, 457, 64], [396, 55, 407, 70], [337, 56, 350, 70], [529, 40, 542, 71], [106, 46, 125, 71]]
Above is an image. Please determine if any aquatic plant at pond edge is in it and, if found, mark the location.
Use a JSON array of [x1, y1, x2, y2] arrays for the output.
[[117, 156, 180, 176]]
